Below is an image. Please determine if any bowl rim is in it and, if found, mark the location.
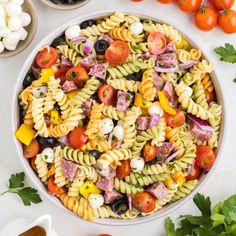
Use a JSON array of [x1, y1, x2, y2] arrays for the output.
[[11, 9, 226, 226], [40, 0, 92, 10], [0, 0, 38, 58]]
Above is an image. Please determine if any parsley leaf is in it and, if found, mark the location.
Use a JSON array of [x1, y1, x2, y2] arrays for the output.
[[193, 193, 212, 217], [0, 172, 42, 206], [214, 43, 236, 64], [233, 78, 236, 83], [165, 217, 177, 236]]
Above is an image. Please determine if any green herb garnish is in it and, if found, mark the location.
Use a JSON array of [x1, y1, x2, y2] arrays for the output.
[[214, 43, 236, 64]]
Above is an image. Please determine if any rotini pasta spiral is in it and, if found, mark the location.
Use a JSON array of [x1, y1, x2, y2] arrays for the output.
[[193, 81, 209, 110], [114, 178, 143, 195], [190, 60, 214, 75], [24, 103, 34, 127], [109, 27, 134, 41], [81, 139, 111, 153], [201, 73, 214, 93], [140, 163, 170, 175], [177, 49, 191, 63], [123, 14, 140, 27], [78, 165, 99, 183], [107, 78, 141, 93], [190, 48, 202, 61], [182, 72, 201, 86], [141, 69, 156, 101], [151, 118, 166, 146], [35, 154, 48, 183], [49, 124, 70, 138], [102, 105, 125, 120], [68, 171, 85, 197]]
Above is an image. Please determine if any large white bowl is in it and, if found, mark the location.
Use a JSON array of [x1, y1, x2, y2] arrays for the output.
[[12, 9, 225, 226]]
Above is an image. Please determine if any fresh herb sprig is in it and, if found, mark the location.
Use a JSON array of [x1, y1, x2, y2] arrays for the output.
[[214, 43, 236, 64], [165, 193, 236, 236], [0, 172, 42, 206]]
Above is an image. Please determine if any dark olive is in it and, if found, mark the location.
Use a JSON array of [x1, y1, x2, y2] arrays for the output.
[[38, 137, 58, 148], [94, 40, 109, 55], [51, 36, 67, 48], [31, 66, 41, 80], [54, 102, 61, 114], [23, 73, 37, 89], [80, 19, 96, 29], [111, 198, 128, 215], [126, 71, 143, 81], [51, 0, 84, 4], [89, 150, 101, 159]]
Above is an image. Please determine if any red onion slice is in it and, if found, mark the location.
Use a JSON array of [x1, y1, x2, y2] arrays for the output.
[[164, 149, 185, 163], [71, 36, 87, 43], [83, 39, 94, 55], [154, 66, 179, 73], [188, 114, 214, 132], [127, 196, 132, 211]]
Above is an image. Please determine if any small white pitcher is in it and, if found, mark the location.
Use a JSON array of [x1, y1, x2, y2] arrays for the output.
[[0, 214, 57, 236]]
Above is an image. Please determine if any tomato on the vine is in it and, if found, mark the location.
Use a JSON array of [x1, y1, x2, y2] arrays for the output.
[[194, 6, 217, 31], [209, 0, 235, 10], [218, 10, 236, 34], [176, 0, 202, 13]]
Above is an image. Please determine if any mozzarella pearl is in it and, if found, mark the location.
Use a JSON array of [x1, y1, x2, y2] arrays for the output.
[[130, 22, 143, 35], [88, 194, 104, 209], [148, 102, 164, 117], [19, 11, 31, 27], [0, 15, 6, 27], [3, 31, 20, 50], [0, 26, 10, 37], [100, 118, 114, 135], [186, 86, 193, 97], [11, 0, 24, 5], [113, 125, 124, 140], [96, 163, 110, 177], [41, 148, 54, 163], [32, 86, 47, 98], [8, 16, 22, 31], [65, 25, 81, 40], [0, 41, 5, 53], [130, 157, 145, 172], [5, 2, 22, 16], [16, 27, 27, 40]]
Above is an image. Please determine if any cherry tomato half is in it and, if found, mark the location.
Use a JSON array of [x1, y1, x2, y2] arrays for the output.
[[105, 41, 130, 65], [209, 0, 235, 10], [132, 192, 156, 213], [147, 32, 166, 55], [98, 84, 117, 105], [66, 66, 89, 87], [143, 142, 157, 162], [23, 139, 40, 158], [48, 175, 65, 196], [68, 128, 88, 149], [194, 6, 218, 31], [186, 164, 201, 180], [55, 66, 69, 85], [36, 47, 58, 69], [176, 0, 202, 13], [116, 160, 132, 179], [195, 145, 216, 169], [218, 10, 236, 34], [165, 109, 186, 128], [206, 90, 216, 103]]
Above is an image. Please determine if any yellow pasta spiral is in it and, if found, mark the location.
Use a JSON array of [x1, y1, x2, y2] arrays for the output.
[[141, 69, 156, 101], [109, 27, 134, 41]]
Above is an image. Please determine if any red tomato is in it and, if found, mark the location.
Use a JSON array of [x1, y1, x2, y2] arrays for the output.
[[194, 6, 218, 31], [206, 90, 216, 103], [116, 160, 132, 179], [48, 176, 65, 196], [209, 0, 235, 10], [143, 142, 157, 162], [68, 128, 88, 149], [23, 139, 40, 158], [105, 41, 130, 65], [36, 47, 58, 69], [147, 32, 166, 55], [176, 0, 202, 13], [218, 10, 236, 34], [186, 164, 201, 180], [157, 0, 173, 3], [195, 145, 216, 169], [98, 84, 117, 105], [97, 235, 112, 236], [66, 66, 89, 87], [132, 192, 156, 213], [30, 157, 37, 171], [165, 109, 186, 128]]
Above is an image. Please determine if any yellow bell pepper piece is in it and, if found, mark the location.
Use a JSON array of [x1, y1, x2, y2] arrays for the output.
[[163, 177, 176, 189], [32, 68, 55, 86], [15, 124, 36, 145], [141, 108, 149, 116], [134, 93, 152, 109], [80, 181, 101, 199], [66, 89, 79, 99], [50, 109, 62, 125], [172, 171, 186, 187], [158, 91, 176, 115], [47, 166, 55, 178]]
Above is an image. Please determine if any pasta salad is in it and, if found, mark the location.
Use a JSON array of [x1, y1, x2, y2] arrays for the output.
[[16, 12, 222, 222]]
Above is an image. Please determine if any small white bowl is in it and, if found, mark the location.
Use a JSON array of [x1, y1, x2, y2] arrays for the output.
[[0, 214, 58, 236]]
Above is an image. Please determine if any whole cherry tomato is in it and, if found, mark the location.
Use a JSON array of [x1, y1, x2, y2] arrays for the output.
[[176, 0, 202, 13], [218, 10, 236, 34], [194, 6, 218, 31], [23, 139, 40, 158], [68, 128, 88, 149], [132, 192, 156, 213], [209, 0, 235, 10]]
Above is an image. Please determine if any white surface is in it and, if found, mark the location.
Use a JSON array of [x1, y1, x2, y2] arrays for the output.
[[0, 0, 236, 235]]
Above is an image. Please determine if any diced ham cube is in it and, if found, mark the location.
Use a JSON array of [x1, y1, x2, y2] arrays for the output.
[[62, 80, 78, 93], [136, 116, 150, 131], [153, 73, 165, 91], [96, 177, 114, 192], [165, 41, 177, 53], [116, 91, 133, 111], [104, 189, 123, 204], [80, 55, 98, 71], [157, 53, 178, 68], [190, 123, 212, 141], [81, 98, 93, 118], [146, 182, 168, 200], [61, 159, 79, 181], [163, 81, 179, 108], [89, 63, 107, 79], [61, 55, 73, 67], [156, 142, 174, 159]]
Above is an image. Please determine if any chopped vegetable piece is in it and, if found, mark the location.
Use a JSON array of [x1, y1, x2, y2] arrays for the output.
[[80, 181, 101, 199], [158, 91, 176, 115], [16, 124, 36, 146]]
